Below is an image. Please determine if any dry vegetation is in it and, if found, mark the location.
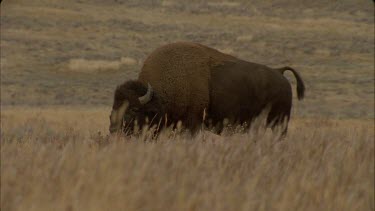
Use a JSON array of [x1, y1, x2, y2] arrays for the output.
[[1, 0, 374, 211], [66, 57, 138, 73], [1, 108, 374, 211], [1, 0, 374, 117]]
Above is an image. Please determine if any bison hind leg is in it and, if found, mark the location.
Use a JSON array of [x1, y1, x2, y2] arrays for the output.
[[266, 116, 289, 140], [267, 109, 290, 138]]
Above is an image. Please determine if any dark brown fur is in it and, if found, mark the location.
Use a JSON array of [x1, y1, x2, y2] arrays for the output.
[[110, 42, 305, 135], [208, 61, 304, 134], [112, 81, 165, 133]]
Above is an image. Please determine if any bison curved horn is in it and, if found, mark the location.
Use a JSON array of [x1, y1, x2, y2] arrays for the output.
[[138, 83, 153, 105]]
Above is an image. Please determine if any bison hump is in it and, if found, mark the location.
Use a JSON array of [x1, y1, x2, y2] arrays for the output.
[[138, 42, 236, 120]]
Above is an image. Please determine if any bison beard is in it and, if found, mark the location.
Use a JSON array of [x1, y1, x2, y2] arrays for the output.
[[109, 42, 305, 136]]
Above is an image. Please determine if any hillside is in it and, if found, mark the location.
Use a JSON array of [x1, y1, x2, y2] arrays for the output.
[[1, 0, 374, 118]]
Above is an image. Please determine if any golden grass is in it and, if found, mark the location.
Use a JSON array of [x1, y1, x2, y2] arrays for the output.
[[1, 107, 374, 211], [1, 1, 374, 210]]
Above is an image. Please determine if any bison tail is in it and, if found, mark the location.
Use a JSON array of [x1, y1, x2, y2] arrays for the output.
[[278, 66, 305, 100]]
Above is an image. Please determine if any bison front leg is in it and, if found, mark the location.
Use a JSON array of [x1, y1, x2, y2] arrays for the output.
[[186, 115, 204, 135]]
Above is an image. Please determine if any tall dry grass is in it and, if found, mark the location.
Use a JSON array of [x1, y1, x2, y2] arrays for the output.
[[1, 107, 374, 211]]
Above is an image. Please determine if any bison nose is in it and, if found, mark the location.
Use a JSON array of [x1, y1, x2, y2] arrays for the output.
[[109, 125, 119, 134]]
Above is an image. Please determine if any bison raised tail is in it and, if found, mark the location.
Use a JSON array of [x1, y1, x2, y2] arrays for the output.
[[277, 66, 305, 100]]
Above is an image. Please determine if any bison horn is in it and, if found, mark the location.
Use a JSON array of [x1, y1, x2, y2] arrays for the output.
[[138, 83, 153, 105]]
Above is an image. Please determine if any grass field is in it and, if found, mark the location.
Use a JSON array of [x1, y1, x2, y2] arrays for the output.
[[1, 108, 374, 211], [1, 0, 374, 210], [1, 0, 374, 117]]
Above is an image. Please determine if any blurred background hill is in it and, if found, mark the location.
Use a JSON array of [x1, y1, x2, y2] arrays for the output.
[[1, 0, 374, 118]]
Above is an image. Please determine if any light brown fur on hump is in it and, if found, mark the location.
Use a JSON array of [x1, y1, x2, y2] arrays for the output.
[[138, 42, 237, 121]]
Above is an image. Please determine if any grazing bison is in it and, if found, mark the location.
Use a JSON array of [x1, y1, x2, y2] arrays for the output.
[[109, 42, 305, 135]]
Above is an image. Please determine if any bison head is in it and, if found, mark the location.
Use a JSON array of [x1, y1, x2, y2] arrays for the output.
[[109, 81, 162, 134]]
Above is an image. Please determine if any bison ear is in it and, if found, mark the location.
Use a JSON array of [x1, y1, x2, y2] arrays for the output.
[[138, 83, 153, 105]]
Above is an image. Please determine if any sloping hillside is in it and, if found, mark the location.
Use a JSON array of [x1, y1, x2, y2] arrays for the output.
[[1, 0, 374, 118]]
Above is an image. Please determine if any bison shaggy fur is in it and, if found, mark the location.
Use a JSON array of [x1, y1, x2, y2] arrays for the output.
[[109, 42, 305, 135]]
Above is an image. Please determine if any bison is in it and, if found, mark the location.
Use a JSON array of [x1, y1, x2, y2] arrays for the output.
[[109, 42, 305, 135]]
